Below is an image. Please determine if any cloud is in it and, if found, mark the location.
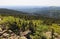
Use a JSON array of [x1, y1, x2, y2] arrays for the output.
[[0, 0, 60, 6]]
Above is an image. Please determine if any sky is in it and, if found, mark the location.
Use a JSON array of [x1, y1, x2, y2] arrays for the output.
[[0, 0, 60, 6]]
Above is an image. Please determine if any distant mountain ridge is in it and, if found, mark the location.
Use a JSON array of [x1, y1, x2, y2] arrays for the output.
[[0, 6, 60, 19], [0, 8, 29, 15], [12, 6, 60, 19]]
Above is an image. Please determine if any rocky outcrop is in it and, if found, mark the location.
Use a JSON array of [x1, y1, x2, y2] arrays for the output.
[[0, 25, 31, 39], [44, 31, 60, 39]]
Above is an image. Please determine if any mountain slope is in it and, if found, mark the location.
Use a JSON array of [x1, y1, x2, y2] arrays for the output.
[[7, 6, 60, 19], [0, 6, 60, 19]]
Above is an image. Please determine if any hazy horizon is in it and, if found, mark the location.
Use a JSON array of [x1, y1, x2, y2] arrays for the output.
[[0, 0, 60, 6]]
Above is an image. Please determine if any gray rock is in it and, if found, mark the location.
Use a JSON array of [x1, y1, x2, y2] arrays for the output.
[[3, 33, 9, 38]]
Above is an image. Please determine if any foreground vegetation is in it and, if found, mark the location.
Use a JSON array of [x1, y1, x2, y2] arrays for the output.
[[0, 15, 60, 39]]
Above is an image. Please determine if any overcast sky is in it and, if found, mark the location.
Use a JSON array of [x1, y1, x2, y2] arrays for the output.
[[0, 0, 60, 6]]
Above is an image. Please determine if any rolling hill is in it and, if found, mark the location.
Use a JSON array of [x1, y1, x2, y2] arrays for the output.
[[0, 6, 60, 19]]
